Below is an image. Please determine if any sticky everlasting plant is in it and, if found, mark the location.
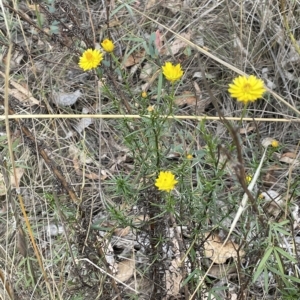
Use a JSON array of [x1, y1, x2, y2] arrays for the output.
[[101, 39, 115, 53], [228, 75, 266, 104], [155, 171, 178, 192], [162, 62, 183, 83], [78, 49, 103, 71]]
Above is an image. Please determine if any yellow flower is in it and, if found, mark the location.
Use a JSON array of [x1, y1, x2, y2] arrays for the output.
[[186, 154, 193, 160], [245, 175, 252, 184], [155, 171, 178, 192], [271, 139, 279, 148], [228, 75, 266, 104], [162, 62, 183, 83], [147, 105, 155, 112], [101, 39, 115, 53], [141, 91, 147, 98], [78, 49, 103, 71]]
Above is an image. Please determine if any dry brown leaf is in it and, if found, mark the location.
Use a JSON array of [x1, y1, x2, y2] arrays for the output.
[[132, 214, 149, 226], [8, 88, 38, 105], [139, 62, 153, 81], [0, 268, 15, 300], [281, 152, 297, 159], [279, 156, 300, 166], [165, 32, 191, 55], [240, 125, 256, 134], [27, 4, 40, 11], [207, 264, 237, 278], [154, 30, 164, 54], [141, 69, 160, 92], [146, 0, 158, 9], [114, 226, 131, 237], [161, 0, 182, 14], [0, 72, 39, 105], [0, 173, 7, 196], [265, 201, 282, 219], [85, 172, 102, 180], [262, 165, 282, 186], [11, 168, 24, 187], [0, 168, 25, 195], [174, 91, 197, 106], [122, 50, 145, 67], [193, 81, 202, 98], [204, 233, 244, 264], [116, 257, 135, 282], [69, 145, 106, 180]]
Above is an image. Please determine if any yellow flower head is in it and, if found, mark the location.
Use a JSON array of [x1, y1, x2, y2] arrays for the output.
[[141, 91, 147, 98], [155, 171, 178, 192], [245, 175, 252, 184], [271, 139, 279, 148], [79, 49, 103, 71], [162, 62, 183, 83], [186, 154, 193, 160], [147, 105, 155, 112], [228, 75, 266, 104], [101, 39, 115, 53]]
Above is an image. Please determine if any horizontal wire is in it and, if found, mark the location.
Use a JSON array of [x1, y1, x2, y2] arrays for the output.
[[0, 114, 299, 122]]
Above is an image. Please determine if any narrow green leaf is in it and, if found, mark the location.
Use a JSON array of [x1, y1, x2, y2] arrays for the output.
[[284, 275, 300, 283], [253, 247, 273, 282], [274, 246, 297, 263], [157, 72, 163, 102], [273, 249, 284, 274], [263, 268, 269, 293]]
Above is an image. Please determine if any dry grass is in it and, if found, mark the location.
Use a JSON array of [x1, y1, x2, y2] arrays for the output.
[[0, 0, 300, 299]]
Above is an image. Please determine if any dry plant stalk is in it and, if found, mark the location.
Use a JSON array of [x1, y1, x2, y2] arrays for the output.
[[1, 101, 80, 205]]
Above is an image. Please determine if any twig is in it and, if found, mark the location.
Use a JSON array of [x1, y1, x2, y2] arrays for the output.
[[76, 258, 137, 294]]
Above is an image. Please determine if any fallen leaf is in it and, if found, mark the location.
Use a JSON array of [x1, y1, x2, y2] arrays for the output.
[[139, 62, 153, 81], [207, 264, 237, 278], [8, 88, 39, 105], [52, 90, 81, 106], [240, 125, 256, 134], [260, 190, 294, 220], [0, 168, 25, 195], [0, 171, 19, 194], [0, 268, 15, 300], [279, 156, 300, 166], [27, 4, 40, 11], [154, 30, 164, 54], [141, 68, 160, 92], [146, 0, 158, 9], [161, 0, 183, 14], [281, 152, 297, 159], [11, 168, 24, 187], [116, 257, 135, 282], [262, 165, 282, 186], [0, 71, 40, 106], [165, 32, 191, 56], [114, 226, 131, 237], [204, 232, 244, 264], [69, 145, 106, 180], [132, 214, 149, 226], [193, 81, 202, 98], [122, 50, 145, 67], [174, 91, 197, 106]]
